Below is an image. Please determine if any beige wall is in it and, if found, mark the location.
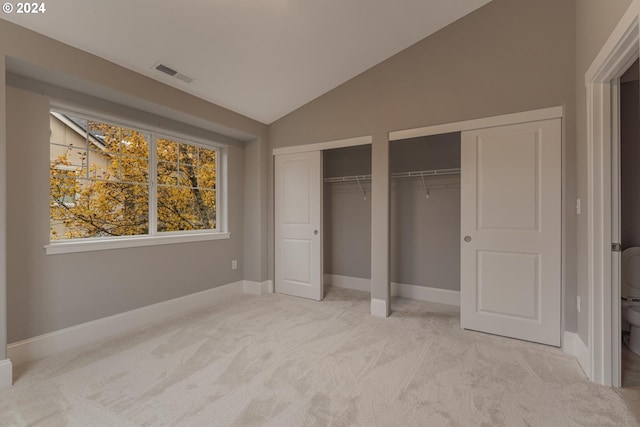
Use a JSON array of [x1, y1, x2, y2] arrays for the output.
[[323, 145, 372, 279], [270, 0, 577, 319], [391, 134, 460, 291], [0, 18, 269, 347], [2, 0, 636, 358], [322, 134, 461, 290], [575, 0, 634, 344], [7, 85, 247, 342]]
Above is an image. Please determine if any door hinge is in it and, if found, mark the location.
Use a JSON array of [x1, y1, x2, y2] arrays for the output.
[[612, 243, 622, 252]]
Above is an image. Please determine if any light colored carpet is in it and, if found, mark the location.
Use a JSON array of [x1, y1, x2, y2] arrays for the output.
[[0, 287, 638, 426]]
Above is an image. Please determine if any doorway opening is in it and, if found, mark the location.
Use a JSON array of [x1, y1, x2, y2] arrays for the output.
[[389, 133, 461, 314], [322, 144, 373, 304], [617, 58, 640, 388], [584, 3, 638, 385], [273, 136, 373, 305]]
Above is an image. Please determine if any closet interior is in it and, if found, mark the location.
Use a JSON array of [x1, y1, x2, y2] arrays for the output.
[[322, 133, 462, 302], [323, 145, 372, 296], [390, 132, 461, 296]]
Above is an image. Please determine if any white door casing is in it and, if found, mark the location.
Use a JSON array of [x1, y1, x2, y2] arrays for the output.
[[584, 0, 639, 386], [275, 151, 323, 301], [611, 78, 622, 388], [461, 118, 562, 347]]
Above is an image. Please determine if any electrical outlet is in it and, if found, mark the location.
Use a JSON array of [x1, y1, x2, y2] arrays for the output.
[[232, 260, 238, 270], [577, 296, 581, 313], [576, 198, 581, 215]]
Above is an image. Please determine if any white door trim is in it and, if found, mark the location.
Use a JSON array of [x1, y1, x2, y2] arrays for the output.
[[611, 77, 622, 389], [585, 0, 639, 386], [272, 135, 372, 156], [389, 106, 563, 141]]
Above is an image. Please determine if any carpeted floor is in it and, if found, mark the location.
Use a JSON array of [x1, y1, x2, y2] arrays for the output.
[[0, 287, 638, 426]]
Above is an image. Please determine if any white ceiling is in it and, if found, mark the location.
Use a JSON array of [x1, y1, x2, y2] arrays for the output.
[[2, 0, 490, 124]]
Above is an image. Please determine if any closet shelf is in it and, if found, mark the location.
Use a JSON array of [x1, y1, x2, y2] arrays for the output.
[[324, 174, 371, 183], [323, 168, 460, 183], [391, 168, 460, 179]]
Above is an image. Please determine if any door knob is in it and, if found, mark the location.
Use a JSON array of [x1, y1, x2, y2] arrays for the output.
[[314, 230, 319, 235], [464, 236, 472, 242]]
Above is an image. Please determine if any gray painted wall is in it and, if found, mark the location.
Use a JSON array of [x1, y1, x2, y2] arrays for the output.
[[322, 135, 462, 292], [6, 85, 246, 342], [270, 0, 576, 316], [390, 134, 460, 173], [323, 145, 372, 279], [0, 18, 269, 346], [391, 134, 460, 290], [0, 0, 634, 353], [324, 145, 372, 177], [575, 0, 634, 343], [621, 80, 640, 249]]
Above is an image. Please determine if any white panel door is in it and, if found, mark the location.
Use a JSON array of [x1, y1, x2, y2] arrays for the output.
[[275, 151, 323, 301], [461, 118, 561, 346]]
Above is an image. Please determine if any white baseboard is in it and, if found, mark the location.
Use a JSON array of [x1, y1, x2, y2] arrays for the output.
[[391, 282, 460, 306], [243, 280, 273, 296], [371, 298, 388, 317], [563, 331, 590, 376], [325, 274, 460, 306], [0, 359, 12, 389], [8, 281, 244, 366], [324, 274, 370, 292]]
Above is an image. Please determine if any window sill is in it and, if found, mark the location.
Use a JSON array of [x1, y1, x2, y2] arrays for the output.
[[44, 232, 231, 255]]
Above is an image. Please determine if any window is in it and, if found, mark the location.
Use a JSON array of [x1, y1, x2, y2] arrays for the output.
[[49, 109, 224, 250], [156, 138, 217, 232]]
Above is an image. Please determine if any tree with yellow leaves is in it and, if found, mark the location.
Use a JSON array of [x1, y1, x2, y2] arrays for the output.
[[50, 118, 216, 240]]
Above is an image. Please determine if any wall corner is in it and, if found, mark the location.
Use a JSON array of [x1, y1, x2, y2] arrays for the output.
[[371, 298, 389, 317], [0, 358, 12, 389]]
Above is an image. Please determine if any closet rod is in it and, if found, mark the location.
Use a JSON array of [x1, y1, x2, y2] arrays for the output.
[[324, 174, 371, 183], [323, 168, 460, 183], [391, 168, 460, 179]]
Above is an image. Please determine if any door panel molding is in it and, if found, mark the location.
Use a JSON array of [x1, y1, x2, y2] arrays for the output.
[[275, 151, 323, 301], [461, 119, 561, 347]]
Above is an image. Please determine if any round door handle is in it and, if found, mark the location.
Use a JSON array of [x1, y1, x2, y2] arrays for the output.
[[464, 236, 472, 242], [314, 230, 319, 235]]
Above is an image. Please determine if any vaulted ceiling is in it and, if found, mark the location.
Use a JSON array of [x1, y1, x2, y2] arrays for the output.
[[2, 0, 491, 124]]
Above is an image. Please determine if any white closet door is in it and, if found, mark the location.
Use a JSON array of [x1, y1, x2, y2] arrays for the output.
[[460, 118, 561, 346], [275, 151, 323, 301]]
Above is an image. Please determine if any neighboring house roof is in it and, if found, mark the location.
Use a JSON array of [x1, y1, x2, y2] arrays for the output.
[[51, 111, 105, 150]]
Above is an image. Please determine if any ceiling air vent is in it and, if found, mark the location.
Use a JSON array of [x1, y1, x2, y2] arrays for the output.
[[152, 62, 194, 84]]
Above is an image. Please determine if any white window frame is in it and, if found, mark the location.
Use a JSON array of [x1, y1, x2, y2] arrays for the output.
[[45, 106, 229, 255]]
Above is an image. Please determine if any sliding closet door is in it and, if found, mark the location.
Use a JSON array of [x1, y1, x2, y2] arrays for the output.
[[460, 119, 561, 346], [275, 151, 323, 301]]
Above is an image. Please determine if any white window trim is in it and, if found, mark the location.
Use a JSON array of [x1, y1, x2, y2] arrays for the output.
[[45, 232, 231, 255], [47, 106, 228, 254], [152, 132, 223, 234]]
